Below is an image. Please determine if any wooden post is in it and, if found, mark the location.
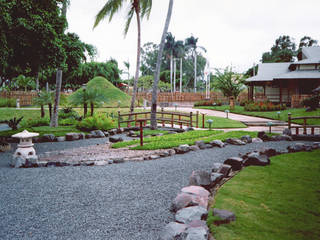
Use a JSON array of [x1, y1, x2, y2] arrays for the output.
[[135, 114, 138, 126], [296, 127, 299, 135], [118, 111, 121, 129], [202, 113, 205, 128], [171, 114, 174, 128], [190, 112, 193, 127], [196, 111, 199, 128], [161, 107, 164, 127], [139, 121, 143, 146], [288, 113, 291, 129], [311, 127, 314, 135], [179, 115, 182, 129], [303, 118, 307, 134]]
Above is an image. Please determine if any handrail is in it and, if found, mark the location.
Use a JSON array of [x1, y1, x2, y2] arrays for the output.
[[288, 113, 320, 135]]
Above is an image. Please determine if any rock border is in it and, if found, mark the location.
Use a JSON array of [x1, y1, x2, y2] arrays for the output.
[[160, 141, 320, 240]]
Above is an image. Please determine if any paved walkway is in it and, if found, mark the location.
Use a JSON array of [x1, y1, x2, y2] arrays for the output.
[[0, 140, 301, 240]]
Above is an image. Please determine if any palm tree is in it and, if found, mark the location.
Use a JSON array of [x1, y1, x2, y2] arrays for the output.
[[150, 0, 174, 129], [185, 36, 206, 92], [34, 91, 53, 119], [94, 0, 152, 114], [164, 33, 176, 92]]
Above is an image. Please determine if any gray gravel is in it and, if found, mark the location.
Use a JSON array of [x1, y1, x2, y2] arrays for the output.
[[0, 141, 305, 240]]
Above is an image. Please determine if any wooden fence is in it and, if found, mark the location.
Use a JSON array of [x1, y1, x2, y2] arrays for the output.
[[118, 109, 206, 129], [288, 113, 320, 135], [0, 91, 38, 106]]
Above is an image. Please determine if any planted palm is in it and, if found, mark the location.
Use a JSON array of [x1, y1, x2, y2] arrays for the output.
[[34, 91, 53, 118]]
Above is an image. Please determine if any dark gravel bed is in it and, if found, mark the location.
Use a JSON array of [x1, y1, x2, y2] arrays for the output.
[[0, 141, 306, 240]]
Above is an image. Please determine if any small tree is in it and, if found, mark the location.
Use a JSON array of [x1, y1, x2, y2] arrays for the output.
[[13, 75, 35, 91], [34, 91, 53, 119], [213, 67, 245, 108]]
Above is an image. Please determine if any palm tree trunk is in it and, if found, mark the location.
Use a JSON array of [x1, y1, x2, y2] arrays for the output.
[[40, 105, 45, 118], [48, 103, 52, 120], [170, 55, 173, 93], [90, 102, 94, 116], [150, 0, 174, 129], [129, 3, 141, 115], [84, 103, 87, 118], [180, 58, 182, 93], [173, 58, 176, 92], [50, 70, 62, 127], [194, 50, 197, 93]]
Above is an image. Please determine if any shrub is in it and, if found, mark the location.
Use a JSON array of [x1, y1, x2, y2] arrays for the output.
[[20, 118, 50, 128], [194, 100, 222, 107], [244, 101, 286, 111], [76, 114, 116, 131], [0, 98, 16, 107], [239, 99, 253, 106], [58, 107, 80, 120], [58, 118, 78, 126], [301, 96, 319, 111], [0, 117, 24, 130]]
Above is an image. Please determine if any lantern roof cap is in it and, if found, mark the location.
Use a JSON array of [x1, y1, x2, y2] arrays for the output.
[[12, 130, 39, 138]]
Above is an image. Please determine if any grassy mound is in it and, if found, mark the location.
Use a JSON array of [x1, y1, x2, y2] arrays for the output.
[[85, 76, 131, 107]]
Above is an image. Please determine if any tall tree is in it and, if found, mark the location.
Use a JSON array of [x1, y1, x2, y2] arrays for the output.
[[150, 0, 174, 129], [185, 36, 206, 92], [94, 0, 152, 114], [50, 70, 62, 127]]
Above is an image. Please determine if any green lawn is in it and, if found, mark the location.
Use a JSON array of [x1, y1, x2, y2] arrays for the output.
[[196, 106, 320, 125], [207, 150, 320, 240], [112, 130, 259, 150]]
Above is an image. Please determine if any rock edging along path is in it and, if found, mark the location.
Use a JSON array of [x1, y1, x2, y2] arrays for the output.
[[0, 141, 308, 240]]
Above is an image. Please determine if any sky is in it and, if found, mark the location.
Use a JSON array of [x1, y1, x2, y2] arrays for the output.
[[67, 0, 320, 75]]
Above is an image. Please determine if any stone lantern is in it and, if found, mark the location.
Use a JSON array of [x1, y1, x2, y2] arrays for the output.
[[10, 130, 39, 168]]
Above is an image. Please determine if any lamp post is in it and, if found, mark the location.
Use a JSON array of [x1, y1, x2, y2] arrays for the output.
[[267, 122, 273, 133], [225, 109, 230, 119], [277, 111, 281, 120], [207, 119, 213, 130]]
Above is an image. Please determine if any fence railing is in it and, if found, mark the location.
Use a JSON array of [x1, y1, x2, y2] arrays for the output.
[[288, 113, 320, 135], [118, 109, 206, 129], [0, 91, 38, 106]]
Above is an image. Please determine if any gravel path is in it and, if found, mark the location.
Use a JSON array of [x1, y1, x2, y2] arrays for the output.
[[0, 141, 304, 240]]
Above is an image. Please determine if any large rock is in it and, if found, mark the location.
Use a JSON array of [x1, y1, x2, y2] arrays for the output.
[[181, 186, 210, 199], [189, 170, 212, 190], [287, 143, 312, 152], [175, 144, 191, 154], [109, 136, 123, 143], [93, 130, 105, 138], [175, 206, 208, 224], [190, 145, 200, 151], [65, 133, 80, 141], [312, 142, 320, 150], [226, 138, 246, 145], [108, 129, 118, 136], [56, 136, 65, 142], [218, 164, 232, 178], [185, 226, 208, 240], [270, 135, 293, 141], [10, 157, 26, 168], [213, 208, 236, 225], [210, 140, 225, 148], [241, 135, 252, 143], [252, 138, 263, 143], [42, 134, 56, 142], [259, 147, 278, 157], [195, 141, 207, 149], [257, 131, 270, 141], [243, 153, 270, 166], [224, 157, 243, 171], [160, 222, 187, 240], [283, 128, 292, 136], [212, 163, 223, 173], [0, 141, 11, 152], [210, 173, 224, 186]]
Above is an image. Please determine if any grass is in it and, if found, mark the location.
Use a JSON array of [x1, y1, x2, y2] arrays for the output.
[[134, 129, 169, 136], [207, 150, 320, 240], [202, 115, 246, 129], [0, 126, 82, 137], [196, 105, 320, 125], [112, 130, 259, 150]]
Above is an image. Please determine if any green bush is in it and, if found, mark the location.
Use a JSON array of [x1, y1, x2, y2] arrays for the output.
[[244, 101, 286, 111], [301, 96, 319, 110], [239, 99, 253, 106], [76, 114, 116, 131], [58, 118, 78, 126], [0, 98, 16, 107], [58, 107, 80, 120], [20, 118, 50, 128], [194, 100, 222, 107]]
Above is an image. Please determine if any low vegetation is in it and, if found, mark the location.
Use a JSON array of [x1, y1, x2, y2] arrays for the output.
[[208, 150, 320, 240]]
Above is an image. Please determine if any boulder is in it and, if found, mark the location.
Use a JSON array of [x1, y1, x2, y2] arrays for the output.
[[213, 208, 236, 225], [175, 206, 208, 224], [85, 134, 94, 139], [185, 226, 209, 240], [171, 192, 208, 212], [259, 148, 278, 157], [160, 222, 187, 240], [224, 157, 243, 171], [113, 158, 125, 164], [94, 130, 105, 138], [0, 141, 11, 152], [210, 173, 224, 186], [190, 145, 200, 151], [270, 135, 293, 141], [65, 133, 80, 141], [287, 143, 312, 152], [257, 131, 270, 141], [283, 128, 292, 136], [212, 163, 223, 173], [210, 140, 225, 148], [103, 131, 110, 137], [187, 220, 208, 231], [195, 141, 207, 149], [159, 151, 170, 157], [243, 153, 270, 166], [168, 149, 176, 156], [175, 144, 191, 154], [109, 136, 123, 143], [218, 164, 232, 178], [79, 132, 86, 140], [117, 128, 124, 134], [186, 127, 194, 131], [226, 138, 246, 145], [108, 129, 118, 136], [10, 157, 26, 168], [181, 186, 210, 199], [56, 136, 65, 142], [127, 130, 136, 137], [189, 170, 212, 190], [42, 134, 55, 142], [312, 142, 320, 150], [241, 135, 252, 143], [252, 137, 263, 143]]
